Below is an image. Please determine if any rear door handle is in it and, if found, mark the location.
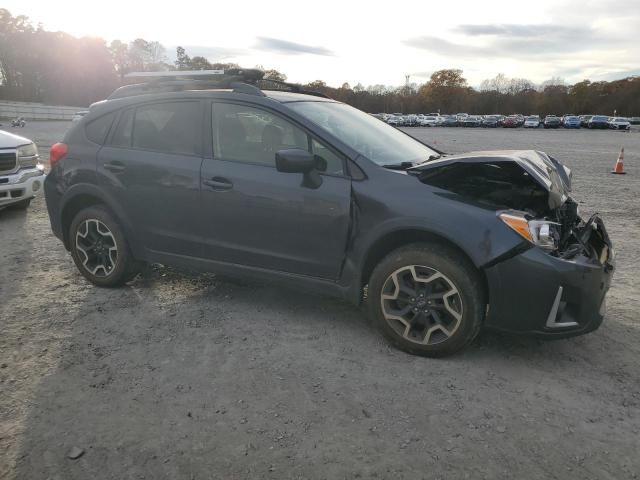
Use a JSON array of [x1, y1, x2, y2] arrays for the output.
[[203, 177, 233, 190], [103, 161, 126, 173]]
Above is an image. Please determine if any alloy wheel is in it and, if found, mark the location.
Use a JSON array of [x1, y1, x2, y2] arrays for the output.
[[75, 219, 118, 277], [380, 265, 463, 345]]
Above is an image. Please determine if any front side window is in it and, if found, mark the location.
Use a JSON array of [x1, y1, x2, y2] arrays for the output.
[[311, 138, 344, 176], [131, 102, 200, 155], [212, 103, 308, 167]]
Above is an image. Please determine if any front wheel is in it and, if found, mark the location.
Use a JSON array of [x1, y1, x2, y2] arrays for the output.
[[69, 206, 139, 287], [367, 244, 485, 357]]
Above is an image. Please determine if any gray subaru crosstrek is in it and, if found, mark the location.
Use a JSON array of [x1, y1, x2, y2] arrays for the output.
[[44, 69, 614, 357]]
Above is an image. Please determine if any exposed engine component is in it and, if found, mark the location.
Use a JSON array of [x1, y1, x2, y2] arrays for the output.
[[413, 156, 608, 262]]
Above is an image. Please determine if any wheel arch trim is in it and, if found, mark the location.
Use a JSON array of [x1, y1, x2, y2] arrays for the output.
[[351, 225, 489, 305], [59, 183, 143, 258]]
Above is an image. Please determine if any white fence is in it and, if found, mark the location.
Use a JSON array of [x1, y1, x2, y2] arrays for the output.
[[0, 101, 86, 120]]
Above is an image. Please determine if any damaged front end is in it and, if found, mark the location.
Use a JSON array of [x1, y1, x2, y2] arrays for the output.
[[410, 150, 612, 264]]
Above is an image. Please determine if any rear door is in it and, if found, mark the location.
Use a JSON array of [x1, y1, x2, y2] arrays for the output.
[[97, 100, 204, 256], [199, 101, 351, 280]]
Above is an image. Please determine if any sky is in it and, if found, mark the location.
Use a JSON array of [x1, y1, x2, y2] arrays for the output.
[[8, 0, 640, 88]]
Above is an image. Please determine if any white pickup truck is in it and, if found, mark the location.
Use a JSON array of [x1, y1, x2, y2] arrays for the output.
[[0, 130, 45, 210]]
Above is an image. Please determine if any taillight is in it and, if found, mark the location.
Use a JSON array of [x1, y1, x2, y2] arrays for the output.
[[49, 143, 68, 167]]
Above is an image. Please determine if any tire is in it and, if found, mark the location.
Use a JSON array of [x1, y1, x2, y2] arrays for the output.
[[367, 243, 485, 357], [69, 206, 138, 287], [9, 198, 32, 210]]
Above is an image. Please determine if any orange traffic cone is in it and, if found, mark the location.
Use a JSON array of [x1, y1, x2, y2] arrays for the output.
[[611, 147, 626, 174]]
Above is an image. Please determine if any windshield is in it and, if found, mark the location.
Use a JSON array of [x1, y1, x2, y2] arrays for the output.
[[288, 101, 439, 166]]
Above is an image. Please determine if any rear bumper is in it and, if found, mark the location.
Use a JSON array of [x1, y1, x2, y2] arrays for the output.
[[0, 168, 45, 207], [483, 238, 614, 338], [43, 173, 64, 242]]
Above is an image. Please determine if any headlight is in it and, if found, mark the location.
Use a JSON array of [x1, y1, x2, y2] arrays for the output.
[[499, 213, 559, 251], [17, 143, 39, 168], [17, 143, 38, 158]]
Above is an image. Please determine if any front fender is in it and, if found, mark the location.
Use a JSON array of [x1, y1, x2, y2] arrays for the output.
[[341, 176, 529, 304]]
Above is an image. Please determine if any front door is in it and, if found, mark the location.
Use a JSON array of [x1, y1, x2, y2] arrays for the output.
[[200, 101, 351, 280]]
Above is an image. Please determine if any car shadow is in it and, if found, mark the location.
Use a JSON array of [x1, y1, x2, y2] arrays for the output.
[[10, 264, 637, 479], [0, 204, 30, 220]]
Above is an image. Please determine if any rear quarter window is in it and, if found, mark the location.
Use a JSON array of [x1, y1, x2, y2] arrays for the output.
[[85, 111, 117, 144], [111, 108, 134, 147]]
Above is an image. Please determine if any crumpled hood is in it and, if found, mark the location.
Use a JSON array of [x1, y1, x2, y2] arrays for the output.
[[409, 149, 572, 210], [0, 129, 33, 149]]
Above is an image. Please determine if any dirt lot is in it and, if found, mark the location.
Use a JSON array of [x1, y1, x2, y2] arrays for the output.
[[1, 122, 639, 479]]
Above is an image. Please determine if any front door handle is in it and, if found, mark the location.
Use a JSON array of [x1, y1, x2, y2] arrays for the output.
[[203, 177, 233, 190], [103, 161, 126, 173]]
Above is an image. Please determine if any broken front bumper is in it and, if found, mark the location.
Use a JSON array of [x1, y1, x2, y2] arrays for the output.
[[483, 227, 614, 338]]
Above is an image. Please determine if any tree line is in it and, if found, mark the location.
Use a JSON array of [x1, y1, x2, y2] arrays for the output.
[[1, 9, 638, 116], [309, 71, 639, 117]]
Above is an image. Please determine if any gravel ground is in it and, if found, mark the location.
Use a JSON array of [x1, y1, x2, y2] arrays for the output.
[[1, 122, 639, 479]]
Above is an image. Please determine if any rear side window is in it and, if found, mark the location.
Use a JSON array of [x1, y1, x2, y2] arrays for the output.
[[85, 111, 116, 145], [132, 102, 200, 155]]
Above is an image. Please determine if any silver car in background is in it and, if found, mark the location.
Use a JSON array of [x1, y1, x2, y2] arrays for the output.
[[0, 130, 45, 209], [609, 117, 631, 131]]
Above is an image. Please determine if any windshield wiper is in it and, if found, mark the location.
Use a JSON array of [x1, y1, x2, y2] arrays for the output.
[[381, 161, 416, 170], [382, 154, 442, 170]]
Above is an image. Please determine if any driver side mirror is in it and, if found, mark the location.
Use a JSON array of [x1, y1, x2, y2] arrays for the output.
[[275, 148, 323, 189], [275, 148, 315, 173]]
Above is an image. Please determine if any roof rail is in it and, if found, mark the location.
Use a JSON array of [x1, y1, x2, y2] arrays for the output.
[[125, 70, 225, 77], [108, 68, 329, 100], [124, 68, 265, 82], [230, 82, 265, 97], [257, 79, 330, 99]]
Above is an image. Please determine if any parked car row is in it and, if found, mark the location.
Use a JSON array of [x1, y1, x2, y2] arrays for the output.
[[372, 112, 634, 131]]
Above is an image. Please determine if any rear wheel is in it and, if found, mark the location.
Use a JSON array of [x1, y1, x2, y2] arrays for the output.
[[69, 206, 138, 287], [367, 244, 484, 357]]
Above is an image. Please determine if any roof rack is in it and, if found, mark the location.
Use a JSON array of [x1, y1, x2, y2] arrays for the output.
[[256, 79, 330, 99], [108, 68, 329, 100]]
